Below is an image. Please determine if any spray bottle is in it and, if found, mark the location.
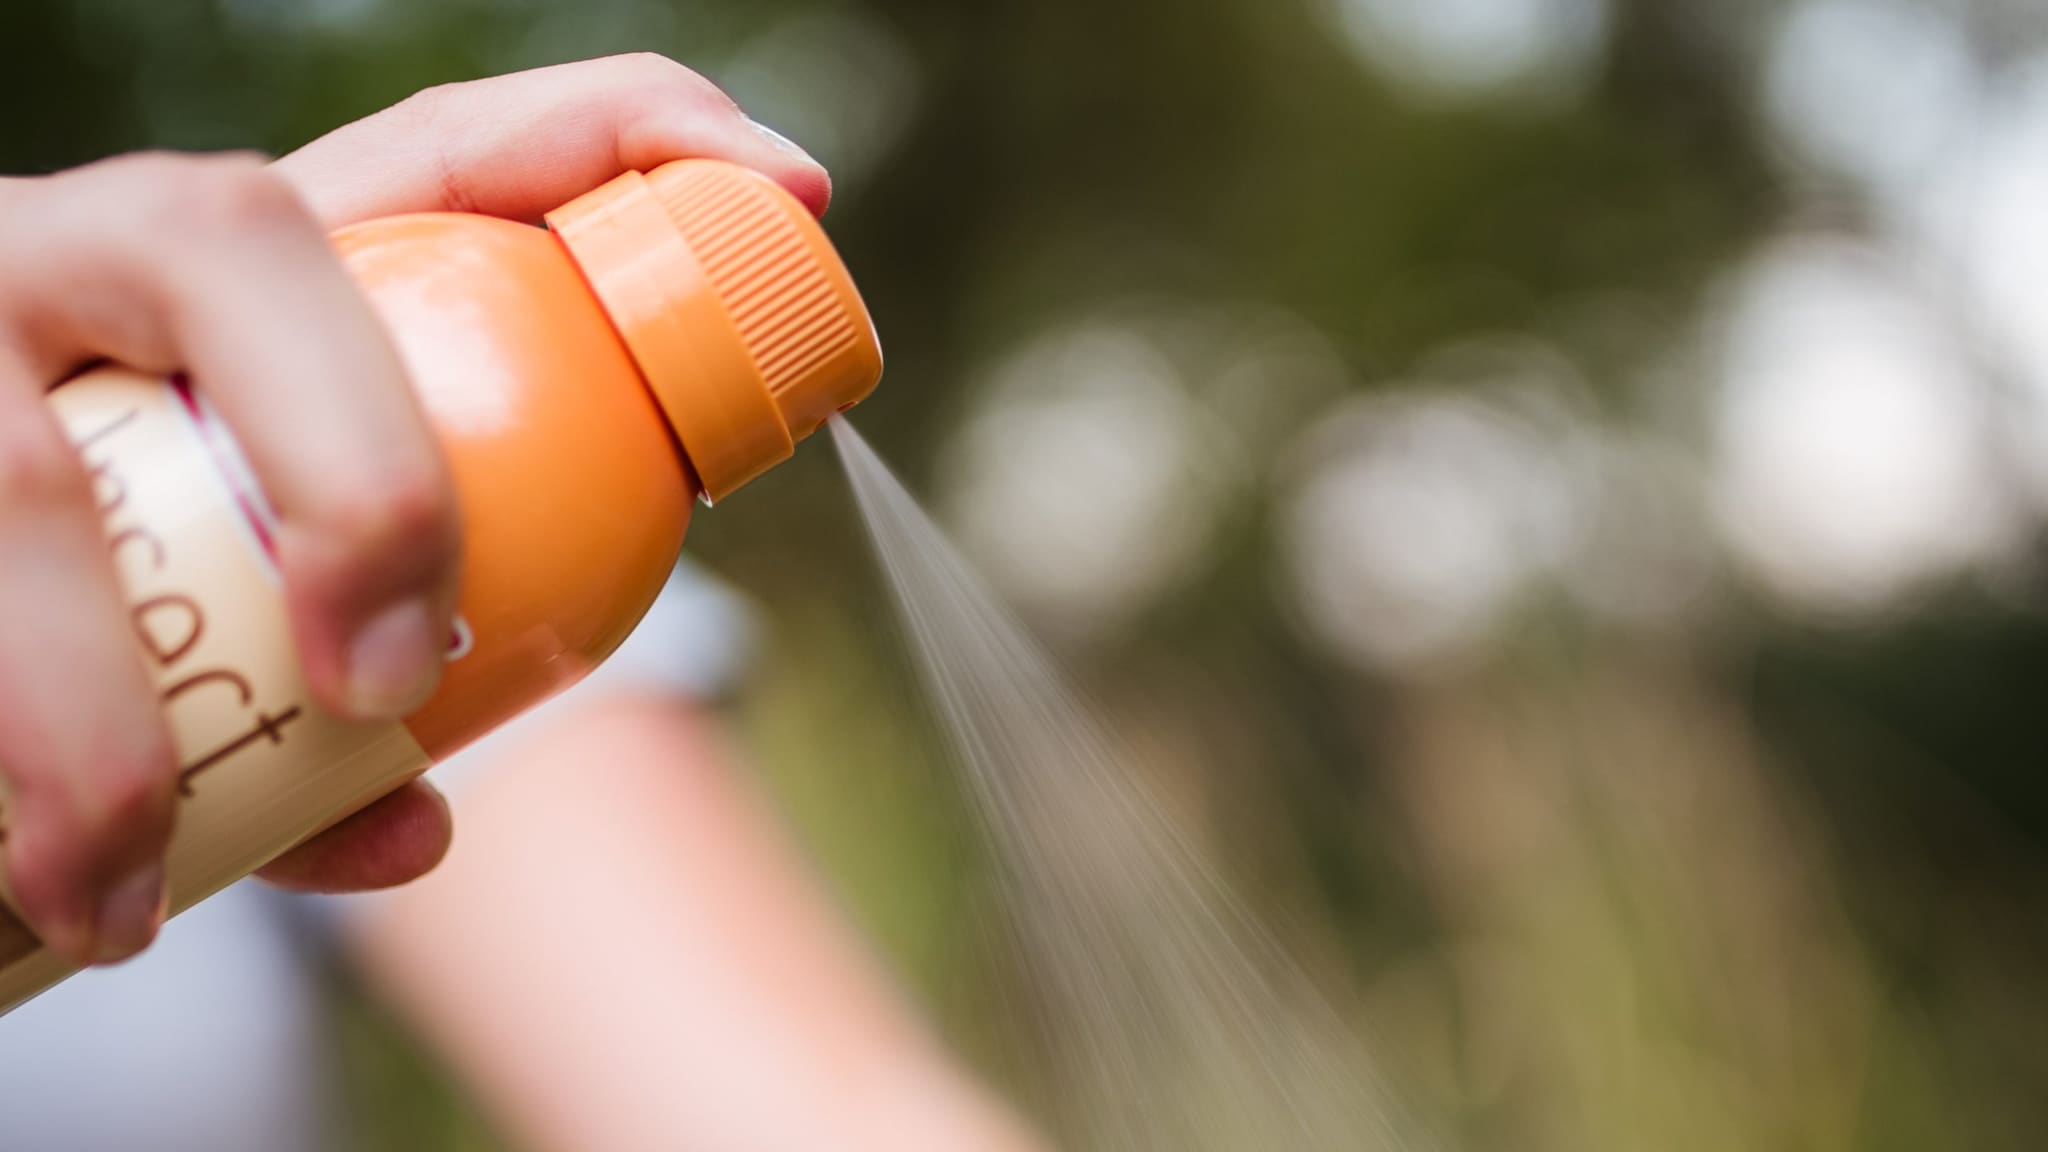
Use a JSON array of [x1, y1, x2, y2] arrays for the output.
[[0, 158, 882, 1010]]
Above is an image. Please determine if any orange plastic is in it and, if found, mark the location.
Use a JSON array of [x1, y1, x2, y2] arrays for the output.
[[546, 163, 883, 503], [0, 160, 883, 1001], [338, 158, 882, 757]]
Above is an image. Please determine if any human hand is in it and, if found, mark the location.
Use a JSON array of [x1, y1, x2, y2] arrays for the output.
[[0, 55, 827, 966]]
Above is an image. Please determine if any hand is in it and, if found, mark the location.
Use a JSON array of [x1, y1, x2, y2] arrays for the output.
[[0, 54, 828, 966], [257, 54, 829, 895]]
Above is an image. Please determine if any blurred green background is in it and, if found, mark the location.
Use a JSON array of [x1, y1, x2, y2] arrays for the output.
[[7, 0, 2048, 1148]]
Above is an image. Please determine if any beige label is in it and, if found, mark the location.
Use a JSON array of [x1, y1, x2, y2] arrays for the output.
[[0, 369, 430, 1011]]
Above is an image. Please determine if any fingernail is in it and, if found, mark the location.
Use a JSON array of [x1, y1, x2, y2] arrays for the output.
[[92, 863, 165, 964], [745, 116, 818, 164], [346, 597, 442, 719]]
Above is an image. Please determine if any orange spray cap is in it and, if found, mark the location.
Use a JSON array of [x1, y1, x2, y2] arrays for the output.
[[545, 159, 883, 503]]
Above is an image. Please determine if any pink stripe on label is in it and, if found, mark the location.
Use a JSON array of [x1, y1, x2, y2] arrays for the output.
[[168, 373, 280, 562], [168, 373, 472, 665]]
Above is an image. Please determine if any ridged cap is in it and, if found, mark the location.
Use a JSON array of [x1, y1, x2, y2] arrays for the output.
[[545, 159, 882, 503]]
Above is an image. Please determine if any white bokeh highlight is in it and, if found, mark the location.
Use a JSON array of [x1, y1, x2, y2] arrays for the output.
[[1278, 351, 1598, 672], [940, 324, 1235, 641], [1951, 59, 2048, 514], [722, 10, 922, 191], [1708, 239, 2017, 614], [1323, 0, 1612, 107], [1763, 0, 1978, 202]]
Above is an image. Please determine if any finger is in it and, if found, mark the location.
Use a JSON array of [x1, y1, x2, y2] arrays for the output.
[[0, 362, 176, 966], [256, 779, 451, 892], [271, 53, 831, 228], [2, 153, 462, 724]]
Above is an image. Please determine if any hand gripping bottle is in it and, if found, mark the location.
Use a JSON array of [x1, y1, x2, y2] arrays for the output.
[[0, 159, 882, 1010]]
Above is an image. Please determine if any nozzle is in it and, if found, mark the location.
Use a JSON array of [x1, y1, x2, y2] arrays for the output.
[[546, 159, 882, 503]]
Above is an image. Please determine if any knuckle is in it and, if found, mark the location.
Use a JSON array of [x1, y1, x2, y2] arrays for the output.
[[617, 50, 686, 79], [179, 156, 313, 236], [96, 152, 307, 240], [316, 460, 461, 576], [615, 51, 729, 107], [394, 80, 457, 126], [0, 410, 90, 511], [80, 748, 174, 847], [0, 174, 49, 224], [28, 728, 176, 855], [69, 149, 185, 185]]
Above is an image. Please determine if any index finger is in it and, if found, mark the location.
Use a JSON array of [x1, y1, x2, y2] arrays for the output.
[[270, 54, 831, 228]]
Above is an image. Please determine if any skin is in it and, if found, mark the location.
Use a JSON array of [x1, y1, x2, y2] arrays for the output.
[[349, 692, 1048, 1151], [6, 56, 1049, 1146], [0, 54, 831, 966]]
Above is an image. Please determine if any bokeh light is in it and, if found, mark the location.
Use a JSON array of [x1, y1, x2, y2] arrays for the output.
[[1321, 0, 1612, 107], [1707, 237, 2019, 614], [10, 1, 2048, 1148], [721, 9, 920, 191], [1763, 0, 1978, 201], [1959, 59, 2048, 515], [1278, 343, 1593, 672], [940, 321, 1237, 643]]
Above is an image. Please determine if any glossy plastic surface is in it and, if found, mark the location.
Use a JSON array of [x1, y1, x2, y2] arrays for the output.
[[333, 214, 695, 758], [547, 161, 882, 503]]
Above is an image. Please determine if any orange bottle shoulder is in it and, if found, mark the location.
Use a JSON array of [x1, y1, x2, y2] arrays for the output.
[[333, 213, 694, 757]]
